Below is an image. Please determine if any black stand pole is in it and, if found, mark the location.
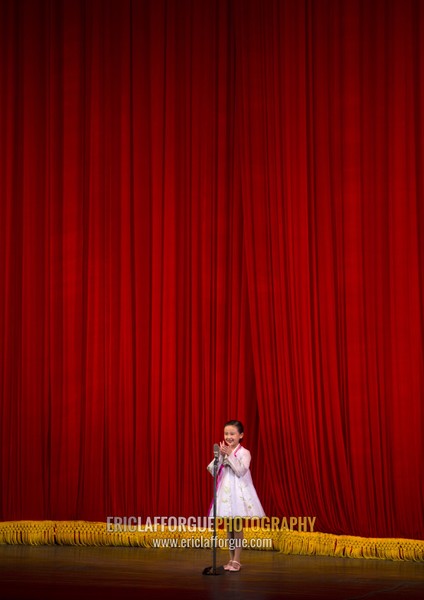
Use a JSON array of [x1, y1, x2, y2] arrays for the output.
[[202, 455, 223, 575]]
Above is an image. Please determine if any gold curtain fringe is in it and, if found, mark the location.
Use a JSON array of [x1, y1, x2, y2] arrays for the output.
[[0, 521, 56, 546], [273, 529, 424, 562], [0, 521, 423, 561]]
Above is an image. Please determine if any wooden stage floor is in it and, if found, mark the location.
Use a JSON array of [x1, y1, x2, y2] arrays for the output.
[[0, 545, 423, 600]]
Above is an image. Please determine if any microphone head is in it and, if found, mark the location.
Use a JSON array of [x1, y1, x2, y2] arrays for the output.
[[213, 443, 220, 457]]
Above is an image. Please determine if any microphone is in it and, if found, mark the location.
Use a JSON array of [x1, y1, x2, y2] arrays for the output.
[[213, 443, 220, 459]]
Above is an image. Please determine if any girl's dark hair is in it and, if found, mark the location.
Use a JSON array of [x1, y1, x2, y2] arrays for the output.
[[224, 420, 244, 435]]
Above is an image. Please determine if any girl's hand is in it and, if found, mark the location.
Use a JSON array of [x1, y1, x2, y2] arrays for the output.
[[220, 441, 232, 456]]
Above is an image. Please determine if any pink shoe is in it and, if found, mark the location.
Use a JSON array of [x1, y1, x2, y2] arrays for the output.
[[223, 561, 234, 570], [228, 560, 241, 572]]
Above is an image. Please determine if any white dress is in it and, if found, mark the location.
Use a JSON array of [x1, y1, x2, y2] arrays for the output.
[[207, 444, 266, 518]]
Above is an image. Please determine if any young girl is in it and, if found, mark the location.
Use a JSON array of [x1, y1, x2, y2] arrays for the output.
[[207, 420, 265, 572]]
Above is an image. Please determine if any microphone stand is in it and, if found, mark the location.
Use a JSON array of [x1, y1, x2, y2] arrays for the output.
[[202, 449, 222, 575]]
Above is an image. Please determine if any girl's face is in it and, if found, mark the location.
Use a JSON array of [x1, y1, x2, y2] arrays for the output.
[[224, 425, 244, 449]]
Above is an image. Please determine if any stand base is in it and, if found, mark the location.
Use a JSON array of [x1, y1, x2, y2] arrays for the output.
[[202, 565, 224, 576]]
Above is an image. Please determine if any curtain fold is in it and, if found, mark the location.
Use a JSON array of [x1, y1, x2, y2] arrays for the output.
[[1, 0, 423, 539]]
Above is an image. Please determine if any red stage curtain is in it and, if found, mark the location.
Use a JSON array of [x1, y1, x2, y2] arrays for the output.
[[237, 0, 424, 538], [0, 0, 423, 539]]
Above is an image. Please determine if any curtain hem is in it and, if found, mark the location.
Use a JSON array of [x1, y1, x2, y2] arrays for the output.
[[0, 521, 423, 561]]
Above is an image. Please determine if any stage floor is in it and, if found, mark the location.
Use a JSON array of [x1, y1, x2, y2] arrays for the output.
[[0, 545, 423, 599]]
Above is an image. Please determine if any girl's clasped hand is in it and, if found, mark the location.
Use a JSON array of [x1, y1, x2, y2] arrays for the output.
[[219, 441, 233, 456]]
